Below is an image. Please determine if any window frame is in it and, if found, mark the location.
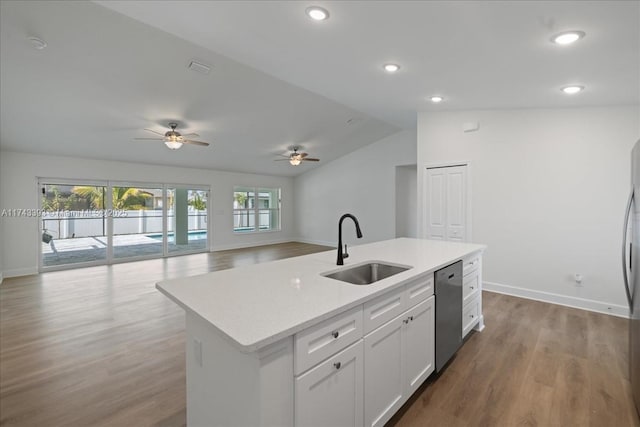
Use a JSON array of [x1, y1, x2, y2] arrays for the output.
[[233, 186, 281, 233]]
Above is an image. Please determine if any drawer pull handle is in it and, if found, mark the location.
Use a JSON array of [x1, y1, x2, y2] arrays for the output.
[[331, 331, 339, 339], [469, 314, 475, 318], [470, 286, 474, 290], [334, 362, 341, 370], [403, 319, 409, 324], [409, 316, 414, 321]]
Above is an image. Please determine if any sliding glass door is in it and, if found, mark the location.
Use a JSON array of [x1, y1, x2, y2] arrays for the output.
[[39, 179, 209, 271], [112, 185, 165, 260], [41, 182, 108, 268], [167, 187, 208, 254]]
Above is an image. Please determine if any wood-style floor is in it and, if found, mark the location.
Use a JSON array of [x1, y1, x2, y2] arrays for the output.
[[1, 242, 638, 427]]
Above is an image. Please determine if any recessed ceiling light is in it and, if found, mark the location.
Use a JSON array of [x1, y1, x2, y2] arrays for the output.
[[561, 85, 584, 94], [28, 37, 47, 50], [551, 31, 586, 45], [306, 6, 329, 21], [383, 63, 400, 73], [430, 96, 444, 103]]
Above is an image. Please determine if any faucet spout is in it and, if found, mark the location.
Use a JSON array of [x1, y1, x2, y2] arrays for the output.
[[337, 213, 363, 265]]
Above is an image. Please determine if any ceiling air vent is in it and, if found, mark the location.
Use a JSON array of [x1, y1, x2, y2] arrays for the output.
[[188, 60, 212, 75]]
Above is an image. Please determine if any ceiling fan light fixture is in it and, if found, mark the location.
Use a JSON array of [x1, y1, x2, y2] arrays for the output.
[[289, 155, 302, 166], [164, 140, 183, 150]]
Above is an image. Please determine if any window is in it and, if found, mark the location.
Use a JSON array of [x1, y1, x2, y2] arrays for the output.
[[233, 187, 281, 232]]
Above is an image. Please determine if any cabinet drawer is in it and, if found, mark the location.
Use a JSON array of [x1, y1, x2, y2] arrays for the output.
[[405, 274, 434, 309], [363, 286, 406, 335], [295, 306, 363, 375], [462, 296, 480, 337], [295, 340, 363, 427], [462, 271, 480, 305], [463, 255, 480, 276]]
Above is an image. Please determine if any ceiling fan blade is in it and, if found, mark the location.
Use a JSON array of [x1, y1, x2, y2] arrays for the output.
[[300, 152, 309, 158], [274, 158, 290, 161], [134, 137, 164, 140], [144, 128, 166, 136], [181, 133, 200, 138], [302, 158, 320, 162], [183, 139, 210, 147]]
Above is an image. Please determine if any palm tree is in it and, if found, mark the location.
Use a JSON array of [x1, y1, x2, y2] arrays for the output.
[[72, 186, 151, 210], [189, 192, 207, 211]]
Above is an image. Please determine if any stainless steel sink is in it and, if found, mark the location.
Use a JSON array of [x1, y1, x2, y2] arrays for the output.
[[322, 262, 412, 285]]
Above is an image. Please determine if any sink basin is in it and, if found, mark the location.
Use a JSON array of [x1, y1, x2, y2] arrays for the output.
[[322, 261, 412, 285]]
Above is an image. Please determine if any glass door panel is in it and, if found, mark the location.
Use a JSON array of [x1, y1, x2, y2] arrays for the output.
[[41, 183, 107, 267], [112, 186, 164, 259], [167, 188, 208, 254]]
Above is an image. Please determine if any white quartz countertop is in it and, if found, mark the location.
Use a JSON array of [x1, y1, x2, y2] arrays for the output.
[[156, 238, 485, 353]]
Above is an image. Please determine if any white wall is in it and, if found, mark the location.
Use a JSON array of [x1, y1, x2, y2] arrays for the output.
[[417, 105, 640, 316], [395, 165, 418, 238], [0, 148, 4, 284], [0, 151, 294, 277], [293, 130, 416, 247]]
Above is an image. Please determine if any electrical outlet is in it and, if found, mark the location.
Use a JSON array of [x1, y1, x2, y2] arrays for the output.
[[573, 273, 583, 286], [193, 338, 203, 367]]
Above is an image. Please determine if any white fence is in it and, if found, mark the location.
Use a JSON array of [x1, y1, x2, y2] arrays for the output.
[[42, 209, 207, 239]]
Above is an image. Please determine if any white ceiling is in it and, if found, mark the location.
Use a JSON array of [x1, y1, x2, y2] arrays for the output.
[[1, 1, 638, 177]]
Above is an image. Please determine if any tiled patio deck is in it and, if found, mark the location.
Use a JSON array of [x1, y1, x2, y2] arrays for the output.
[[42, 234, 207, 267]]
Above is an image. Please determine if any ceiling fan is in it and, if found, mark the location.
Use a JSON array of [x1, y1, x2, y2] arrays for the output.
[[275, 146, 320, 166], [134, 122, 210, 150]]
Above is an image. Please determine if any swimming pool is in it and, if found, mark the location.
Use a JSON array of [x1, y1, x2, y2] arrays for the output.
[[147, 231, 207, 242]]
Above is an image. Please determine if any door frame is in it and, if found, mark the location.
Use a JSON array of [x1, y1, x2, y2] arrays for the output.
[[418, 161, 472, 242]]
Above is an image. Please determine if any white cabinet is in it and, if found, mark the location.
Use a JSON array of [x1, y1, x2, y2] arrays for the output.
[[461, 254, 483, 338], [294, 306, 363, 375], [364, 297, 435, 427], [364, 313, 404, 427], [403, 298, 435, 396], [295, 340, 364, 427]]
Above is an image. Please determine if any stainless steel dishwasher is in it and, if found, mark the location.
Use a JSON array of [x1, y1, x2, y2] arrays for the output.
[[435, 260, 462, 371]]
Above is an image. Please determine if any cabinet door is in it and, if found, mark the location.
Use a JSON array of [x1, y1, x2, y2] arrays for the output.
[[364, 316, 404, 427], [403, 297, 435, 397], [295, 340, 363, 427]]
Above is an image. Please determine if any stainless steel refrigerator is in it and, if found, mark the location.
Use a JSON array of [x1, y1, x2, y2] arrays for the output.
[[623, 139, 640, 417]]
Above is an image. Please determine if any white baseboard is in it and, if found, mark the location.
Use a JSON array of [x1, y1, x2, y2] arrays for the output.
[[4, 267, 38, 279], [483, 280, 630, 318]]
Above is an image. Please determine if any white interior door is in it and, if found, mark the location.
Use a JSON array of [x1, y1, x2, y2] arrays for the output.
[[425, 168, 446, 240], [423, 165, 468, 242]]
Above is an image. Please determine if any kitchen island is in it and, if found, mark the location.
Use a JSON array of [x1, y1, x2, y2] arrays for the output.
[[157, 238, 485, 426]]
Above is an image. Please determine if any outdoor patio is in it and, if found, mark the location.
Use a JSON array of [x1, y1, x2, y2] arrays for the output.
[[42, 233, 207, 267]]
